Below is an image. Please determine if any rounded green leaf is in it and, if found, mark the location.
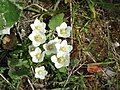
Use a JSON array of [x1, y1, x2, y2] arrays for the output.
[[0, 0, 21, 30], [49, 13, 64, 30]]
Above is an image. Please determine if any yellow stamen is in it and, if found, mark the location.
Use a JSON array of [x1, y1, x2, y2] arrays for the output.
[[58, 57, 66, 64], [60, 28, 67, 35], [34, 35, 42, 42], [36, 53, 42, 59]]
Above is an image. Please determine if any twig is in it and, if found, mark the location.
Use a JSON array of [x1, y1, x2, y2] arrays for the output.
[[70, 0, 73, 45], [85, 52, 96, 63], [0, 73, 15, 89], [63, 61, 86, 88], [63, 61, 79, 88], [24, 4, 47, 12], [53, 0, 61, 11], [73, 61, 86, 74], [85, 52, 108, 77], [28, 78, 35, 90]]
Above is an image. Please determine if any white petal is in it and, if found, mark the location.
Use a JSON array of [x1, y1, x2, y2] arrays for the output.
[[55, 63, 63, 69], [32, 56, 38, 63], [29, 51, 35, 57], [32, 41, 40, 47], [54, 37, 61, 43], [51, 55, 57, 63], [64, 61, 70, 67], [34, 18, 40, 25], [64, 56, 70, 66], [35, 74, 45, 79], [56, 26, 60, 32], [28, 31, 37, 41], [41, 34, 46, 43], [39, 75, 45, 79], [43, 44, 47, 50], [30, 24, 35, 31], [68, 45, 73, 52], [35, 67, 40, 73], [41, 22, 46, 30], [61, 40, 67, 46], [55, 43, 61, 52], [67, 26, 72, 31], [35, 47, 41, 53], [57, 53, 64, 57], [35, 74, 40, 78], [40, 51, 45, 62], [39, 66, 45, 70], [60, 22, 67, 29]]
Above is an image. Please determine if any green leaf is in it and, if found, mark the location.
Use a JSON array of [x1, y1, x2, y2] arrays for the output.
[[87, 0, 96, 18], [0, 0, 21, 30], [9, 66, 30, 79], [97, 2, 115, 10], [59, 67, 67, 73], [8, 58, 29, 68], [0, 67, 6, 73], [70, 59, 79, 67], [49, 13, 64, 30], [51, 87, 70, 90], [0, 14, 5, 29]]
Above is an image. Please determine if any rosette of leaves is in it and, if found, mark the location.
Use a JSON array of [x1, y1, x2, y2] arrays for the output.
[[0, 0, 21, 30]]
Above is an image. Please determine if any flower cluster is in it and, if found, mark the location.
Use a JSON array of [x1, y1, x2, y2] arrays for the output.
[[28, 18, 72, 79]]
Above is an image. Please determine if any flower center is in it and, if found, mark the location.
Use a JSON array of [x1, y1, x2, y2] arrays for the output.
[[37, 70, 43, 75], [60, 28, 67, 35], [47, 44, 55, 50], [36, 53, 42, 59], [37, 69, 46, 75], [34, 35, 42, 42], [60, 47, 66, 52], [35, 26, 42, 30], [58, 57, 66, 64]]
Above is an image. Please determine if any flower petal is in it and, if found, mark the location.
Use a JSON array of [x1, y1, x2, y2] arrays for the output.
[[55, 63, 63, 68], [32, 56, 38, 63], [60, 22, 67, 29], [34, 18, 40, 25], [51, 55, 57, 63]]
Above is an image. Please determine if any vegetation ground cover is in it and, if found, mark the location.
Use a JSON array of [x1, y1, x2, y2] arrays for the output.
[[0, 0, 120, 90]]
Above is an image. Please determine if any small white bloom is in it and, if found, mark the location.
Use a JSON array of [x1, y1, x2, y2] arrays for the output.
[[31, 47, 45, 63], [56, 22, 72, 38], [35, 66, 48, 79], [55, 40, 73, 54], [30, 18, 46, 33], [51, 53, 70, 68], [43, 37, 61, 55], [28, 31, 46, 47]]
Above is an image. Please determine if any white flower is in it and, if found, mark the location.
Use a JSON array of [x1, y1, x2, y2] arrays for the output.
[[30, 18, 46, 33], [43, 37, 61, 55], [55, 40, 73, 54], [28, 31, 46, 47], [51, 53, 70, 68], [30, 47, 45, 63], [35, 66, 48, 79], [56, 22, 72, 38]]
